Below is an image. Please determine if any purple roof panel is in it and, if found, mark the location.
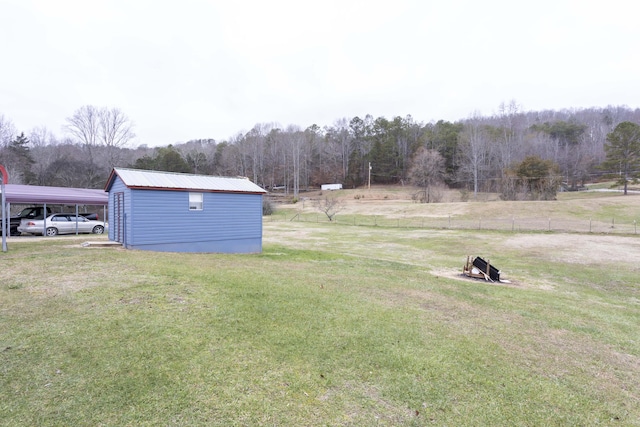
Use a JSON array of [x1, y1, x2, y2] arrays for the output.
[[1, 184, 108, 205]]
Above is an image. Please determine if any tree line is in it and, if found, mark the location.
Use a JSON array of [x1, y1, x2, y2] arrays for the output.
[[1, 102, 639, 200]]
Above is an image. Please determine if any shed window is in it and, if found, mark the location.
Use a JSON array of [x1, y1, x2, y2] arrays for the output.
[[189, 192, 203, 210]]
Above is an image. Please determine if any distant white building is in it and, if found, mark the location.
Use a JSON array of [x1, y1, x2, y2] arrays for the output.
[[321, 183, 343, 191]]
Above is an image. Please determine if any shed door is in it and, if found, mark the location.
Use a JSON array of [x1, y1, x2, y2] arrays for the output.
[[113, 192, 124, 243]]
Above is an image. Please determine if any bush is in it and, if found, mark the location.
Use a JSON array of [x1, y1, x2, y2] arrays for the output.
[[501, 156, 561, 201], [413, 185, 445, 203], [262, 198, 274, 216]]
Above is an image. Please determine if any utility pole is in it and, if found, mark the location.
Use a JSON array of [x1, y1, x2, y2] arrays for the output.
[[368, 162, 371, 190]]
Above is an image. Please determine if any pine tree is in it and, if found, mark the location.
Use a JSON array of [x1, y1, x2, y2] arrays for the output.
[[601, 122, 640, 195], [8, 132, 35, 184]]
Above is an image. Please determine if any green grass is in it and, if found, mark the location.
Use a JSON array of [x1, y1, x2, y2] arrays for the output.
[[1, 226, 639, 426]]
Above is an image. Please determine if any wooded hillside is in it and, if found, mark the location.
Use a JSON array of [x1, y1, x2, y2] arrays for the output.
[[1, 102, 639, 199]]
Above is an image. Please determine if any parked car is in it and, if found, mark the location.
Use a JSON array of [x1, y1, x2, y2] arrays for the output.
[[7, 206, 53, 236], [6, 206, 99, 236], [18, 214, 106, 237]]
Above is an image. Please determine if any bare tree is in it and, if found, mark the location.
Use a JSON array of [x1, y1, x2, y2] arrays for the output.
[[98, 107, 136, 167], [65, 105, 101, 148], [65, 105, 136, 169], [29, 127, 60, 185], [494, 100, 525, 178], [220, 133, 246, 177], [270, 128, 293, 195], [409, 147, 446, 203], [303, 124, 321, 189], [244, 123, 272, 185], [0, 114, 17, 148], [314, 194, 345, 221], [98, 108, 135, 148], [286, 125, 304, 199], [323, 118, 352, 183], [458, 116, 490, 197]]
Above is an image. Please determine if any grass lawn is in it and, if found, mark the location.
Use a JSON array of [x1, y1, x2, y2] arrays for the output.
[[2, 215, 639, 425]]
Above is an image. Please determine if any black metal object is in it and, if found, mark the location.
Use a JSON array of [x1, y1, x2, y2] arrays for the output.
[[472, 257, 500, 281]]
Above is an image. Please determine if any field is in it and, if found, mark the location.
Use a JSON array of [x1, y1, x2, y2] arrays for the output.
[[1, 188, 640, 426]]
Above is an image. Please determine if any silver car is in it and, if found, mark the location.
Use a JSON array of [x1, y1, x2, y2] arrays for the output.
[[18, 214, 106, 237]]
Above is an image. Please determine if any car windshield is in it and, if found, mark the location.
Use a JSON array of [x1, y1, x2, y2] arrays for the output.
[[19, 208, 37, 218]]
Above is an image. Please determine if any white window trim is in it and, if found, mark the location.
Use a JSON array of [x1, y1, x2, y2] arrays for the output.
[[189, 192, 203, 211]]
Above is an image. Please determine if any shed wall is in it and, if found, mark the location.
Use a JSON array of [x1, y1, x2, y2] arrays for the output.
[[125, 188, 263, 253]]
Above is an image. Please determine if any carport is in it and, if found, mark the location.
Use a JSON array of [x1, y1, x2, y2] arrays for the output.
[[1, 169, 108, 252]]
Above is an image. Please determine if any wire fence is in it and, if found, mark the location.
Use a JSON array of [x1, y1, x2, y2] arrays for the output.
[[266, 212, 640, 235]]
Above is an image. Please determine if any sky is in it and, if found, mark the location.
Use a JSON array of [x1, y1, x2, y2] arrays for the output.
[[1, 0, 639, 147]]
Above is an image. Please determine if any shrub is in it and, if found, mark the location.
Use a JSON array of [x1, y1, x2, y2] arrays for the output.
[[262, 198, 274, 216]]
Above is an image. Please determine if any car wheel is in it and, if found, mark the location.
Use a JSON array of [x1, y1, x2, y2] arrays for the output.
[[46, 227, 58, 237], [92, 225, 104, 234]]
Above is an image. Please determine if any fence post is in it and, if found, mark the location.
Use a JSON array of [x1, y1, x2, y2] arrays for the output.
[[548, 218, 551, 231]]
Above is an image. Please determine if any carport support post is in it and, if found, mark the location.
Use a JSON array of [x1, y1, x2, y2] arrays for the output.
[[2, 180, 7, 252], [42, 203, 47, 236], [1, 164, 7, 251]]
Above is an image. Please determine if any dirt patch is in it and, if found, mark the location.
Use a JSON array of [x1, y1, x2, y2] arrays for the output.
[[429, 268, 522, 288]]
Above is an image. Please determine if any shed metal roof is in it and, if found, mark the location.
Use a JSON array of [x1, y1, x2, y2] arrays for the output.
[[1, 184, 108, 205], [105, 168, 267, 194]]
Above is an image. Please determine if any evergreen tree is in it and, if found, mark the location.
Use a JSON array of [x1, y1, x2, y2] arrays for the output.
[[513, 155, 561, 200], [7, 132, 36, 184], [601, 121, 640, 194], [424, 121, 463, 184], [129, 145, 191, 173]]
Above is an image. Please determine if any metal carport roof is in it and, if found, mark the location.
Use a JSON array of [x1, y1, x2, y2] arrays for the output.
[[1, 182, 108, 251], [1, 184, 108, 205]]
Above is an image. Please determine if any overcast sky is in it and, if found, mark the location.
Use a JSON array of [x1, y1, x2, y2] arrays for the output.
[[1, 0, 638, 147]]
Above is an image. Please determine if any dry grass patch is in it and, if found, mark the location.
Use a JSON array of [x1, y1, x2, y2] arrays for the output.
[[278, 185, 640, 234], [503, 233, 640, 265]]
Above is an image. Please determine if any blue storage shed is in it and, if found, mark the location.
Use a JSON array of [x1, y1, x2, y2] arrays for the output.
[[104, 168, 267, 253]]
